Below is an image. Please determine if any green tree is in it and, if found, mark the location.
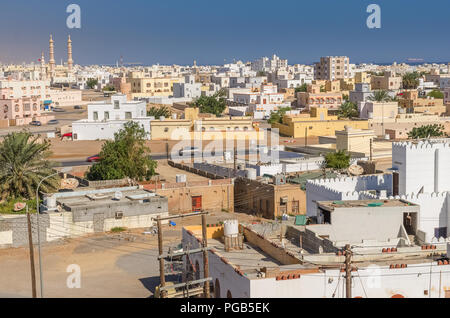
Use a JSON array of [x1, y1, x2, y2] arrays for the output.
[[257, 71, 266, 77], [295, 83, 308, 93], [102, 85, 115, 92], [268, 107, 292, 124], [0, 131, 59, 200], [402, 72, 420, 89], [193, 90, 227, 116], [324, 150, 351, 170], [338, 101, 358, 119], [147, 106, 171, 118], [427, 90, 444, 99], [368, 90, 392, 102], [86, 122, 157, 181], [86, 78, 98, 89], [407, 124, 446, 139]]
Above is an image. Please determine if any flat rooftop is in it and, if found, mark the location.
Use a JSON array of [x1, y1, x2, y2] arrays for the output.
[[317, 199, 417, 212], [55, 188, 164, 210]]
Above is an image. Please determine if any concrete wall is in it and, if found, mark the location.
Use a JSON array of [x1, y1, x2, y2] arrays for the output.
[[305, 174, 393, 217], [249, 262, 450, 298]]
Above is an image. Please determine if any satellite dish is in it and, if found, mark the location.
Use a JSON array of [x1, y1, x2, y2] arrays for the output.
[[348, 164, 364, 176], [114, 191, 123, 200]]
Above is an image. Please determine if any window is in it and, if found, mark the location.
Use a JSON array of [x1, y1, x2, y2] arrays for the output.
[[93, 112, 98, 120], [104, 112, 109, 120], [114, 100, 120, 109], [292, 201, 299, 213], [125, 112, 132, 119]]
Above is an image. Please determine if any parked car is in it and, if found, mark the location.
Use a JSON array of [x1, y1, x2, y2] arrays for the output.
[[178, 146, 201, 157], [48, 119, 59, 125], [87, 155, 101, 162], [60, 132, 73, 140], [30, 121, 42, 126], [74, 105, 82, 109], [52, 107, 66, 112]]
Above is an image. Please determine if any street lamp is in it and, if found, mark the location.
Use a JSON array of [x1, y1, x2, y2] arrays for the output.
[[35, 166, 72, 298]]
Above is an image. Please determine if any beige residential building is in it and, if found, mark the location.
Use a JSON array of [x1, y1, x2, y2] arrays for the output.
[[336, 127, 376, 156], [371, 71, 402, 90], [297, 84, 343, 110], [314, 56, 352, 81], [398, 90, 446, 115]]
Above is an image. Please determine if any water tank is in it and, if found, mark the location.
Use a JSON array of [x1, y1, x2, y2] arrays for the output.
[[114, 191, 123, 200], [172, 113, 177, 119], [224, 219, 239, 237], [159, 116, 166, 121], [246, 168, 257, 180], [176, 174, 187, 183], [45, 195, 57, 209]]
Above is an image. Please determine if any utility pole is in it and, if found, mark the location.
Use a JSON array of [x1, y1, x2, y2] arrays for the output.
[[369, 138, 373, 162], [155, 212, 212, 298], [201, 214, 210, 298], [157, 216, 167, 298], [345, 244, 352, 298], [233, 138, 237, 171], [305, 127, 308, 147], [26, 206, 37, 298]]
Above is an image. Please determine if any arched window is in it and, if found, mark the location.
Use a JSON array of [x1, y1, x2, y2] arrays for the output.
[[15, 104, 20, 112], [215, 279, 221, 298]]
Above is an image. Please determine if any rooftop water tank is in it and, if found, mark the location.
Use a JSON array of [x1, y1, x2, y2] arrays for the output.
[[224, 219, 239, 237], [44, 195, 57, 210], [246, 168, 257, 180], [176, 174, 187, 183]]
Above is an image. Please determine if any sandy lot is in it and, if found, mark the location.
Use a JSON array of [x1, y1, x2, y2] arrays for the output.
[[0, 211, 260, 298]]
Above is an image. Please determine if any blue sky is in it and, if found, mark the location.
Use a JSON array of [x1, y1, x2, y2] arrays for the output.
[[1, 0, 450, 65]]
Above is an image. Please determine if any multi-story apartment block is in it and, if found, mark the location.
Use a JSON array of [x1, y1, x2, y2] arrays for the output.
[[314, 56, 353, 81]]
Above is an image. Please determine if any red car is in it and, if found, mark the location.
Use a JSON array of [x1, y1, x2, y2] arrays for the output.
[[61, 132, 73, 140], [87, 155, 101, 162]]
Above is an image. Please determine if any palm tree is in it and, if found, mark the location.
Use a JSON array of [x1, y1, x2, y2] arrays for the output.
[[402, 72, 420, 89], [407, 124, 445, 139], [147, 106, 171, 118], [368, 90, 393, 102], [0, 131, 60, 200], [338, 101, 359, 119], [324, 150, 351, 171]]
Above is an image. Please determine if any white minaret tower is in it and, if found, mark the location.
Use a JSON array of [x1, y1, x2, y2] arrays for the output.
[[40, 51, 46, 80], [49, 35, 55, 76], [67, 35, 73, 72]]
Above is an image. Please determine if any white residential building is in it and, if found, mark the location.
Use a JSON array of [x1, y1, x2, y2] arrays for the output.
[[72, 94, 151, 140], [173, 75, 201, 99], [306, 139, 450, 243]]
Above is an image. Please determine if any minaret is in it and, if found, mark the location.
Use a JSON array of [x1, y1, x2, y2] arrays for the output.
[[40, 51, 46, 80], [49, 35, 55, 74], [67, 35, 73, 72]]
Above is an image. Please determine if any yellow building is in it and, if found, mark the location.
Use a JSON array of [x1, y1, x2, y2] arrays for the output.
[[355, 72, 371, 84], [398, 90, 446, 115], [128, 76, 181, 98], [149, 107, 262, 141], [272, 107, 369, 138]]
